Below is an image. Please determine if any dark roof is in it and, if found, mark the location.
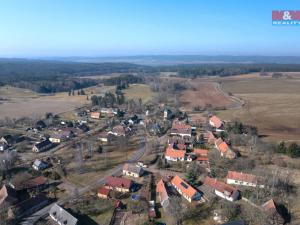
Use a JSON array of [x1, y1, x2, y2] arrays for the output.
[[105, 176, 133, 189], [11, 193, 48, 217], [34, 139, 52, 149], [0, 185, 17, 205]]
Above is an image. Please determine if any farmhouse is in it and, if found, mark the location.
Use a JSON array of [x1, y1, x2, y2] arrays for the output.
[[122, 163, 144, 178], [171, 175, 201, 202], [90, 112, 101, 119], [209, 115, 223, 129], [100, 108, 118, 117], [104, 176, 133, 193], [97, 187, 111, 199], [156, 179, 169, 210], [170, 120, 192, 137], [226, 171, 264, 188], [108, 125, 126, 137], [32, 159, 48, 171], [215, 138, 236, 159], [165, 147, 185, 162], [203, 177, 240, 201], [261, 199, 284, 225], [49, 203, 78, 225], [32, 139, 53, 153]]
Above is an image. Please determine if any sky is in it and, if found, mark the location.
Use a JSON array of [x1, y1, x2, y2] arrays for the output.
[[0, 0, 300, 57]]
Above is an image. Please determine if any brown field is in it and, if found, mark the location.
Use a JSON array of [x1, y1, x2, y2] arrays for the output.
[[179, 81, 241, 111], [217, 77, 300, 142], [0, 86, 89, 119]]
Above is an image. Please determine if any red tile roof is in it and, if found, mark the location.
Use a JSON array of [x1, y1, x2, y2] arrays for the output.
[[156, 179, 169, 203], [210, 116, 223, 129], [227, 171, 257, 184], [193, 149, 208, 156], [204, 177, 237, 195], [105, 176, 133, 189], [24, 176, 47, 189], [196, 157, 209, 162], [165, 147, 185, 159], [91, 112, 101, 119], [98, 187, 110, 196], [171, 175, 197, 199]]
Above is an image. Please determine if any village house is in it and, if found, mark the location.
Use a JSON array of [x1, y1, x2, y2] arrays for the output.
[[100, 108, 118, 117], [8, 193, 49, 220], [209, 115, 224, 130], [108, 125, 126, 137], [171, 175, 201, 202], [90, 112, 101, 119], [156, 179, 170, 210], [226, 171, 264, 188], [193, 149, 209, 165], [104, 176, 134, 193], [32, 159, 48, 171], [261, 199, 284, 225], [122, 163, 144, 178], [170, 120, 192, 137], [203, 177, 240, 202], [32, 139, 53, 153], [9, 175, 47, 191], [97, 187, 111, 199], [215, 138, 236, 159], [49, 203, 78, 225], [165, 146, 186, 162]]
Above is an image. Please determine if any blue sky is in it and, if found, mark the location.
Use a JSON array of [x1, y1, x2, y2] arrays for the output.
[[0, 0, 300, 57]]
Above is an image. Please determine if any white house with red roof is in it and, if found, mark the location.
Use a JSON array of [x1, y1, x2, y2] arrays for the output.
[[170, 120, 192, 137], [171, 175, 201, 202], [215, 138, 236, 159], [165, 147, 186, 162], [204, 177, 240, 202], [226, 171, 264, 188]]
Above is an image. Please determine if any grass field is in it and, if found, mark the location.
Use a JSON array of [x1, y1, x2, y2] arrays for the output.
[[217, 77, 300, 142], [123, 84, 157, 103]]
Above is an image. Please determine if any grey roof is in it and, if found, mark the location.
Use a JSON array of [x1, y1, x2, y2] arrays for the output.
[[49, 203, 78, 225]]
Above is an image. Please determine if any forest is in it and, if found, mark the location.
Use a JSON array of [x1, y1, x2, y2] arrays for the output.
[[1, 59, 300, 93]]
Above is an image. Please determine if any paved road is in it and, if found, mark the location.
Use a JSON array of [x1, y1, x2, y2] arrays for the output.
[[20, 127, 147, 225]]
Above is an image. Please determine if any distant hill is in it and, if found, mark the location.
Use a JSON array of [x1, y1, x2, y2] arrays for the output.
[[46, 55, 300, 65]]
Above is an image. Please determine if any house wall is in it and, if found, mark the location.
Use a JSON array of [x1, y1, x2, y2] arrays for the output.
[[215, 190, 239, 201], [165, 156, 184, 162], [227, 178, 257, 187], [123, 170, 139, 178]]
